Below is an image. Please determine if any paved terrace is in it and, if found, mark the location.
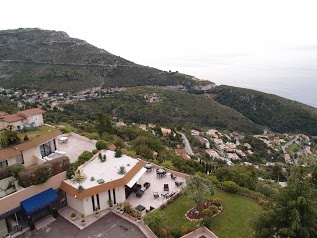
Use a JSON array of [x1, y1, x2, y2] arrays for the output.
[[127, 167, 187, 211], [56, 132, 96, 162]]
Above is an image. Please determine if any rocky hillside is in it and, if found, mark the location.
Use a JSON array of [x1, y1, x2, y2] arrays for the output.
[[0, 28, 213, 92]]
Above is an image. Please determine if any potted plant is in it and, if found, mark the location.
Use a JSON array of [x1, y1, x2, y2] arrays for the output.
[[81, 214, 86, 226], [120, 204, 124, 214], [94, 206, 100, 218], [70, 212, 77, 221], [136, 210, 142, 223], [107, 199, 113, 209], [116, 203, 121, 213]]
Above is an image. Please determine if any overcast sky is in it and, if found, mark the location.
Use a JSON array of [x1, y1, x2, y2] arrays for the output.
[[1, 0, 317, 106]]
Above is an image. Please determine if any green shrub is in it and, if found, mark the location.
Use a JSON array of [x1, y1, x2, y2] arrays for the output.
[[0, 168, 10, 180], [221, 181, 240, 193], [208, 205, 218, 215], [6, 165, 24, 178], [115, 149, 122, 158], [22, 127, 29, 133], [46, 156, 70, 176], [78, 151, 93, 163], [202, 208, 213, 217], [118, 166, 126, 174], [18, 164, 52, 187], [211, 198, 222, 206], [60, 127, 71, 134], [171, 227, 182, 238], [86, 132, 100, 140], [92, 149, 99, 154], [96, 140, 108, 150]]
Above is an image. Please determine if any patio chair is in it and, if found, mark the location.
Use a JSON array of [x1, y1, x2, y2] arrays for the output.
[[144, 182, 150, 189], [175, 181, 184, 187], [164, 184, 169, 191], [153, 192, 159, 198], [170, 173, 177, 180]]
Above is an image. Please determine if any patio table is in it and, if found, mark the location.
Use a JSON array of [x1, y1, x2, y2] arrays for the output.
[[59, 137, 68, 143], [157, 168, 165, 174], [161, 191, 169, 197]]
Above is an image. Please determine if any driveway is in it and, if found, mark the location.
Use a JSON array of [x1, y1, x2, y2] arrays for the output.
[[180, 132, 194, 156], [17, 213, 146, 238]]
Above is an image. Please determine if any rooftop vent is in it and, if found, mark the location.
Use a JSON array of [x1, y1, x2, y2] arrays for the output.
[[97, 179, 105, 184]]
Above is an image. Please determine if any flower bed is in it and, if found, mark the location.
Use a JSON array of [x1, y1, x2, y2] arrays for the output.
[[185, 199, 223, 221]]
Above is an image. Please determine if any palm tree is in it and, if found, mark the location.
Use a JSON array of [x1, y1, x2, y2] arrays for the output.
[[71, 169, 87, 185]]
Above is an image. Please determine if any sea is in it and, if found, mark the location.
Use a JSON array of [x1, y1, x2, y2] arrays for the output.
[[143, 47, 317, 108]]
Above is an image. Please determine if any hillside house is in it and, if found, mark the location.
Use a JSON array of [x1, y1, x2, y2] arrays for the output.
[[194, 135, 210, 149], [0, 125, 67, 237], [161, 127, 172, 136], [175, 149, 191, 160], [227, 153, 240, 161], [60, 151, 147, 216], [191, 130, 200, 136], [205, 149, 218, 158], [0, 108, 45, 131]]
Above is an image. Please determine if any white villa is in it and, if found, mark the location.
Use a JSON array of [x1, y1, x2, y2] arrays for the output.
[[60, 150, 147, 216]]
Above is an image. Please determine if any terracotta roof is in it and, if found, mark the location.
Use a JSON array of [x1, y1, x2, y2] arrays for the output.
[[60, 160, 146, 199], [17, 108, 46, 117], [0, 112, 8, 117], [1, 114, 25, 123], [0, 128, 62, 161], [175, 149, 187, 155], [108, 143, 117, 151], [0, 147, 22, 161]]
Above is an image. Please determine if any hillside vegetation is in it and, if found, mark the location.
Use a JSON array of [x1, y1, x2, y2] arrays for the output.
[[211, 85, 317, 135], [0, 28, 316, 135], [0, 28, 212, 92], [67, 87, 262, 134]]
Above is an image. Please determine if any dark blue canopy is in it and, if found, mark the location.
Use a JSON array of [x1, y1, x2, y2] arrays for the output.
[[20, 188, 59, 216]]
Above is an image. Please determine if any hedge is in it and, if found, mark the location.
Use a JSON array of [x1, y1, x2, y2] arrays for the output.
[[17, 156, 70, 187]]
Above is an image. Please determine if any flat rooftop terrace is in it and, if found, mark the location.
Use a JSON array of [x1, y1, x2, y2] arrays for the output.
[[56, 133, 96, 163], [64, 150, 141, 189]]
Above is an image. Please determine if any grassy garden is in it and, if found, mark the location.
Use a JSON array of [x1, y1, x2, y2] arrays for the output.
[[160, 189, 262, 238]]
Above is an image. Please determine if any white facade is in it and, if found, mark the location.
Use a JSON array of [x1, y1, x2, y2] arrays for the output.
[[66, 186, 126, 216]]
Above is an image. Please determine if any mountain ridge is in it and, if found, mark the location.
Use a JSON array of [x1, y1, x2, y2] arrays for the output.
[[0, 28, 316, 135]]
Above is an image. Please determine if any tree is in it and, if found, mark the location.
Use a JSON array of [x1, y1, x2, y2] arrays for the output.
[[183, 175, 215, 211], [252, 178, 317, 238], [96, 113, 110, 137]]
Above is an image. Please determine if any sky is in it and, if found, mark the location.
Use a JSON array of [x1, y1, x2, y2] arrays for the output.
[[1, 0, 317, 107]]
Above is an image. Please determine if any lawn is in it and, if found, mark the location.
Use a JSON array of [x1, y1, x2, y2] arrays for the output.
[[161, 189, 262, 238], [17, 125, 57, 141]]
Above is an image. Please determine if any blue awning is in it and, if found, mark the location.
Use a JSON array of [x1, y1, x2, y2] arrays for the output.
[[20, 188, 59, 216]]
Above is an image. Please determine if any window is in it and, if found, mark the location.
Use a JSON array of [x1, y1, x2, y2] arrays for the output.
[[40, 140, 56, 157], [112, 189, 116, 204], [91, 196, 96, 211], [0, 160, 8, 168], [96, 194, 100, 208]]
